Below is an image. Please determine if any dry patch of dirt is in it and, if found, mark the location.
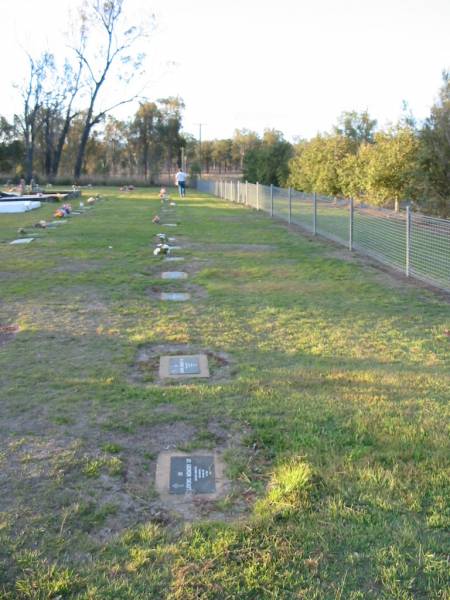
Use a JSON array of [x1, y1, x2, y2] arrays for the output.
[[0, 323, 19, 346], [0, 407, 255, 545], [130, 343, 235, 385]]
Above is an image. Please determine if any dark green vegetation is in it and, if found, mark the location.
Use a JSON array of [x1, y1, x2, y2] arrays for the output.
[[288, 72, 450, 217], [0, 188, 449, 599]]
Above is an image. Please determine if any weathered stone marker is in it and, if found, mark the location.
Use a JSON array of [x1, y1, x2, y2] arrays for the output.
[[161, 271, 187, 280], [160, 292, 190, 301], [159, 354, 209, 379], [169, 455, 215, 494], [162, 223, 177, 227], [155, 451, 228, 516], [164, 257, 185, 262]]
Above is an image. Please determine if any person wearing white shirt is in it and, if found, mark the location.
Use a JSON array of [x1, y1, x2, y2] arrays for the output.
[[175, 169, 187, 197]]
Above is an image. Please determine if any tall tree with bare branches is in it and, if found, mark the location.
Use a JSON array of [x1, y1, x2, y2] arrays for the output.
[[16, 52, 52, 180], [72, 0, 151, 179]]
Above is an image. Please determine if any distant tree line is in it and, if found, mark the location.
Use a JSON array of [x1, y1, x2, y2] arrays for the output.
[[1, 97, 188, 184], [287, 72, 450, 217], [1, 0, 448, 217], [203, 73, 450, 217]]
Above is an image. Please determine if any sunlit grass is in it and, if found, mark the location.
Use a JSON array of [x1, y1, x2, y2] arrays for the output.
[[0, 186, 449, 598]]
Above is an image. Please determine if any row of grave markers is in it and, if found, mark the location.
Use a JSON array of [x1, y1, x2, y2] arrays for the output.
[[9, 201, 97, 245], [153, 193, 218, 503]]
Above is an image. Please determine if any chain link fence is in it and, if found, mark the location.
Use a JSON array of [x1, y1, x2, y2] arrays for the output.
[[197, 179, 450, 293]]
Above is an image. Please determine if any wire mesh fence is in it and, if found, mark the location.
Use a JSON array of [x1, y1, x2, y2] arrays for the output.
[[196, 178, 450, 293]]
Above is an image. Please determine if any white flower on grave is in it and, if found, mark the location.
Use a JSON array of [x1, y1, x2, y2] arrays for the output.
[[153, 243, 171, 256]]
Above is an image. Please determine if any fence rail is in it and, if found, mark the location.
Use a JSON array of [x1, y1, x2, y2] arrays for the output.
[[197, 179, 450, 293]]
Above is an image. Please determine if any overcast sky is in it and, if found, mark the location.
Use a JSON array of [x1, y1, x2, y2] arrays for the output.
[[1, 0, 449, 141]]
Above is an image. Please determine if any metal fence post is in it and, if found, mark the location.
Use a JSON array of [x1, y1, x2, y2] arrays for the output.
[[256, 182, 259, 211], [313, 192, 317, 235], [270, 184, 274, 217], [245, 180, 248, 205], [349, 197, 354, 251], [288, 187, 292, 224], [406, 205, 411, 277]]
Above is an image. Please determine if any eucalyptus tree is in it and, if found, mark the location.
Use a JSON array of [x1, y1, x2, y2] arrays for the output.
[[334, 110, 377, 147], [417, 71, 450, 216], [130, 101, 163, 182], [287, 134, 353, 195], [0, 116, 24, 174], [34, 55, 84, 178], [16, 52, 53, 180], [157, 97, 185, 180], [363, 126, 420, 210], [232, 129, 259, 170], [72, 0, 152, 179]]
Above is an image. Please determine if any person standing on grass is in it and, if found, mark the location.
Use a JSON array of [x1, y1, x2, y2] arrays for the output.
[[175, 168, 187, 197]]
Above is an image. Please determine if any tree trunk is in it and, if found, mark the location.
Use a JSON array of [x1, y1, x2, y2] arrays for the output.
[[74, 111, 94, 180], [52, 115, 72, 178], [25, 145, 34, 182], [44, 112, 53, 177]]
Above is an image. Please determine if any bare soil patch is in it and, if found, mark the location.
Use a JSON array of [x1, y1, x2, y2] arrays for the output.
[[0, 406, 255, 545], [0, 323, 19, 346]]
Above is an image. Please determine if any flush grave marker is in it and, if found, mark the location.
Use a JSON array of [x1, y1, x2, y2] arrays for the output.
[[160, 292, 190, 301], [170, 456, 215, 494], [161, 271, 188, 280], [159, 354, 209, 379]]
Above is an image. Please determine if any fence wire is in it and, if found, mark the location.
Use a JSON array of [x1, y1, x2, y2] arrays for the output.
[[196, 179, 450, 293]]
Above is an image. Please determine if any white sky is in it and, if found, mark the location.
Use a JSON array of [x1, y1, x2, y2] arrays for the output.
[[1, 0, 449, 141]]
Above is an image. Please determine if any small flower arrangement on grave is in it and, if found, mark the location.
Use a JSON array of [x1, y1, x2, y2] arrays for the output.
[[153, 243, 170, 256]]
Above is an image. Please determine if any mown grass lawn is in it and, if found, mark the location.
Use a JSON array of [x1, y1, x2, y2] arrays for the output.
[[0, 187, 449, 599]]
